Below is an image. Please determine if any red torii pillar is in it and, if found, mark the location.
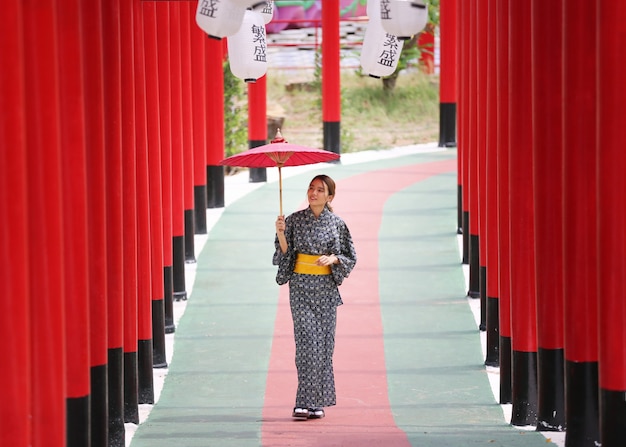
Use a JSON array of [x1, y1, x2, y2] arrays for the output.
[[82, 0, 110, 443], [508, 0, 538, 426], [156, 2, 176, 334], [563, 1, 600, 444], [322, 0, 341, 154], [438, 0, 456, 149], [133, 0, 155, 406], [180, 2, 197, 263], [476, 0, 488, 332], [0, 1, 31, 444], [143, 0, 168, 370], [457, 0, 469, 265], [57, 0, 91, 444], [531, 0, 565, 432], [120, 0, 140, 426], [206, 38, 226, 208], [467, 0, 480, 301], [483, 0, 499, 368], [102, 0, 126, 443], [22, 0, 67, 444], [249, 76, 269, 183], [597, 3, 626, 445], [169, 2, 188, 303], [190, 7, 208, 234], [495, 0, 512, 405]]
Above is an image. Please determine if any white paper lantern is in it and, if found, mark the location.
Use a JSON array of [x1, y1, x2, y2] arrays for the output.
[[230, 0, 268, 8], [360, 0, 403, 78], [227, 10, 268, 83], [254, 1, 275, 25], [195, 0, 247, 39], [380, 0, 428, 40]]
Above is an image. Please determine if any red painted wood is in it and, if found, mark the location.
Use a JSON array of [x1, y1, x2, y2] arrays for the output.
[[205, 38, 224, 166], [262, 160, 456, 445], [57, 0, 91, 397], [0, 1, 31, 443], [508, 0, 537, 353], [597, 0, 626, 392], [322, 0, 340, 122], [439, 0, 457, 103], [531, 0, 564, 351], [144, 1, 166, 303], [248, 76, 268, 141], [120, 0, 138, 355], [134, 0, 153, 341], [180, 2, 196, 210], [562, 0, 599, 364], [170, 2, 185, 237], [495, 0, 511, 340], [485, 0, 499, 299], [157, 2, 174, 264], [22, 0, 66, 443], [190, 8, 207, 185]]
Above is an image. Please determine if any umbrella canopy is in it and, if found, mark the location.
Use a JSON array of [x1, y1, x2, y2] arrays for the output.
[[220, 130, 340, 214], [219, 141, 340, 168]]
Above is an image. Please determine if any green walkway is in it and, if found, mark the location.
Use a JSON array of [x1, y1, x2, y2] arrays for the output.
[[130, 149, 550, 446]]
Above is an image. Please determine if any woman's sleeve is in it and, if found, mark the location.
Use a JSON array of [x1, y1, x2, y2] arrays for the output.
[[272, 218, 296, 285], [331, 221, 357, 286]]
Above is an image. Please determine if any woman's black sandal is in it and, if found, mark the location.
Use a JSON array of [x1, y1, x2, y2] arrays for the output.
[[292, 407, 309, 418], [307, 408, 325, 419]]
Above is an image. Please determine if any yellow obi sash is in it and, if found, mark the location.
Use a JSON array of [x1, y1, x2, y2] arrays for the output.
[[294, 253, 332, 275]]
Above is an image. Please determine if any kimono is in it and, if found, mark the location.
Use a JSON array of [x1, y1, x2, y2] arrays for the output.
[[273, 206, 357, 409]]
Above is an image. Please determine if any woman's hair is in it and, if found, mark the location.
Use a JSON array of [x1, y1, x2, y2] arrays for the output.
[[311, 174, 336, 212]]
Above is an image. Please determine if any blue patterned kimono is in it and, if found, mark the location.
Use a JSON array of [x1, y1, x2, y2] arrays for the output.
[[273, 206, 357, 409]]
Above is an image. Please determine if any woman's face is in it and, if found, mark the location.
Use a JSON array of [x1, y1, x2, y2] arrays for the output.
[[308, 178, 331, 207]]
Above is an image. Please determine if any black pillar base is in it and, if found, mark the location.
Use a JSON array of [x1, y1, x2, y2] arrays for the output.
[[173, 236, 187, 302], [67, 395, 90, 447], [164, 265, 175, 334], [438, 102, 457, 147], [499, 335, 512, 404], [511, 349, 538, 427], [138, 338, 154, 404], [536, 347, 565, 431], [249, 167, 267, 183], [108, 347, 125, 447], [206, 165, 225, 208], [485, 297, 499, 367], [479, 265, 486, 331], [123, 351, 139, 424], [565, 360, 599, 446], [468, 233, 480, 298], [249, 139, 268, 183], [462, 211, 469, 264], [194, 185, 207, 234], [90, 364, 108, 447], [601, 387, 626, 446], [152, 299, 168, 369], [323, 121, 341, 155], [457, 185, 463, 234], [184, 209, 196, 263]]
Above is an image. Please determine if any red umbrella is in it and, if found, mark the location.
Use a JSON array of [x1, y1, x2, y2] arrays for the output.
[[220, 130, 340, 215]]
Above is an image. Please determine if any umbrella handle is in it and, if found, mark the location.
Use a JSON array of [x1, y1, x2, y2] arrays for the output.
[[278, 165, 283, 216]]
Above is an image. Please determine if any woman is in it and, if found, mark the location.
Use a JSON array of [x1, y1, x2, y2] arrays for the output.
[[273, 174, 357, 420]]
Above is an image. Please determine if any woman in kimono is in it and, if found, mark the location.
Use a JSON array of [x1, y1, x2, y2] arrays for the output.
[[274, 174, 357, 420]]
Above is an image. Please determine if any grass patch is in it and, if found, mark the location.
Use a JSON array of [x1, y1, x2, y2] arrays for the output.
[[266, 68, 440, 152]]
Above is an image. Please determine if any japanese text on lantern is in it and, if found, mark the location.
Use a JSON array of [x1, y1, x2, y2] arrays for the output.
[[378, 34, 398, 67], [380, 0, 391, 20], [252, 24, 267, 62], [199, 0, 219, 18]]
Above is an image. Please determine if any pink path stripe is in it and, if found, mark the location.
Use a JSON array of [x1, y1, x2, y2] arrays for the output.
[[262, 159, 456, 446]]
